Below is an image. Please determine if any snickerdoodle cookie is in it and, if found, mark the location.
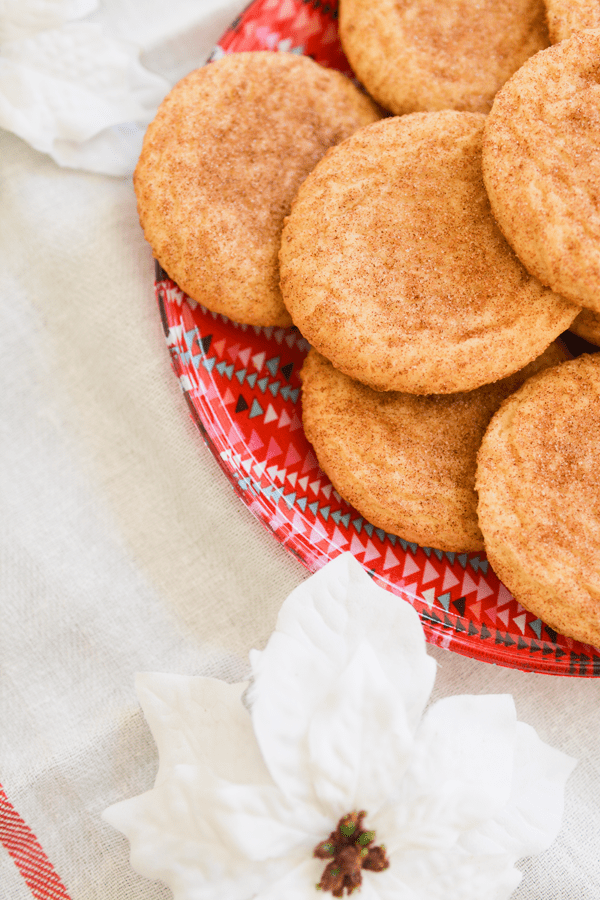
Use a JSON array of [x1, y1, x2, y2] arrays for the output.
[[338, 0, 549, 115], [300, 343, 567, 553], [570, 309, 600, 346], [476, 353, 600, 649], [544, 0, 600, 43], [280, 112, 578, 394], [483, 30, 600, 312], [134, 51, 380, 326]]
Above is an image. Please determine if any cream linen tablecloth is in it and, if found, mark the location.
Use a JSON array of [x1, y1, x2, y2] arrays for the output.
[[1, 2, 600, 898]]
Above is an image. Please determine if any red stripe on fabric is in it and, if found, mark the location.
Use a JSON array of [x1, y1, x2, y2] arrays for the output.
[[0, 783, 71, 900]]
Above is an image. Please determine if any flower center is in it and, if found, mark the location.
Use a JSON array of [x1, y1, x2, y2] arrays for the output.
[[314, 810, 389, 897]]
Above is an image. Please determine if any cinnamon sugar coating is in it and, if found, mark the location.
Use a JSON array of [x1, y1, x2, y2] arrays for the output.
[[476, 353, 600, 649], [134, 51, 380, 326], [280, 112, 578, 394], [300, 344, 567, 552], [483, 30, 600, 312], [338, 0, 549, 115], [570, 308, 600, 346], [544, 0, 600, 42]]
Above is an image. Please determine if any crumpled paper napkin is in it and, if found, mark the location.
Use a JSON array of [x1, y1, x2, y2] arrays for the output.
[[0, 0, 248, 175]]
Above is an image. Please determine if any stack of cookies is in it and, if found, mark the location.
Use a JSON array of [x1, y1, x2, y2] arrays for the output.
[[134, 2, 600, 648]]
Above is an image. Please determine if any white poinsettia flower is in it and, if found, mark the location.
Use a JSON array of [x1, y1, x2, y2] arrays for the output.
[[104, 553, 576, 900]]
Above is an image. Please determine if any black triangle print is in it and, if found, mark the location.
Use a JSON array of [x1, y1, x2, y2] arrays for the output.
[[530, 640, 541, 653], [503, 633, 516, 648], [281, 362, 294, 381], [200, 334, 213, 354], [454, 618, 466, 633], [235, 394, 249, 413], [480, 623, 491, 640], [517, 636, 528, 651], [452, 596, 466, 617], [544, 625, 558, 644], [593, 656, 600, 677], [468, 621, 479, 636], [443, 615, 454, 629], [555, 646, 566, 659], [542, 643, 554, 657], [495, 631, 505, 646]]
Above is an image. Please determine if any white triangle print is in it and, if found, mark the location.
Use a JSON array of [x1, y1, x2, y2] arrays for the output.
[[350, 534, 366, 556], [497, 583, 514, 604], [264, 404, 278, 424], [363, 540, 381, 563], [287, 471, 298, 487], [422, 559, 439, 585], [421, 587, 436, 608], [442, 567, 460, 591], [267, 464, 279, 480], [309, 520, 328, 543], [298, 476, 309, 491], [309, 479, 321, 495], [269, 509, 287, 530], [223, 387, 236, 406], [291, 511, 307, 534], [461, 570, 478, 596], [253, 460, 267, 477], [382, 546, 401, 571], [402, 554, 420, 578], [496, 606, 511, 627], [329, 526, 349, 549], [238, 347, 252, 366], [279, 408, 292, 428], [241, 457, 253, 474], [322, 484, 332, 499], [476, 576, 494, 602], [252, 351, 266, 371]]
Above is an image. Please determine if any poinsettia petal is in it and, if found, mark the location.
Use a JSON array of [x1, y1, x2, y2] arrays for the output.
[[252, 855, 325, 900], [376, 695, 516, 853], [386, 845, 522, 900], [104, 756, 331, 895], [135, 673, 271, 787], [308, 642, 413, 817], [459, 721, 576, 858], [248, 553, 436, 808], [103, 775, 288, 900]]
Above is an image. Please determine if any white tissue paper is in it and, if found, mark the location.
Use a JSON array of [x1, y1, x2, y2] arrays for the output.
[[0, 0, 249, 176]]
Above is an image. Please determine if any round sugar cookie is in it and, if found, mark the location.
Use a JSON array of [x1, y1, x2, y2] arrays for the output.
[[476, 353, 600, 649], [300, 343, 567, 552], [338, 0, 549, 115], [544, 0, 600, 43], [134, 51, 380, 327], [483, 30, 600, 312], [570, 309, 600, 346], [280, 112, 578, 394]]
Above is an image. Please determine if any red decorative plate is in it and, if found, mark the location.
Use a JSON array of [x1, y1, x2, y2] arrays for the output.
[[157, 0, 600, 677]]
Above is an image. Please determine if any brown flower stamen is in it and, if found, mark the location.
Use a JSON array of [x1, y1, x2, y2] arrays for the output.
[[314, 811, 389, 896]]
